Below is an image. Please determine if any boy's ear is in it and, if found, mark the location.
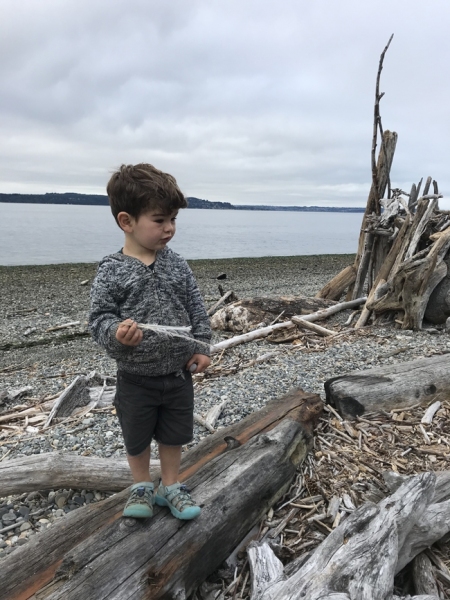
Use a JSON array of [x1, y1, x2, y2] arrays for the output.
[[117, 212, 134, 232]]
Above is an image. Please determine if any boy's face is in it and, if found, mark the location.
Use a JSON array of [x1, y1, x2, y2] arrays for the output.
[[119, 208, 178, 253]]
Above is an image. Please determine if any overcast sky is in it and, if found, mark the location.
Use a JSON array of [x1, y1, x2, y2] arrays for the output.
[[1, 0, 449, 207]]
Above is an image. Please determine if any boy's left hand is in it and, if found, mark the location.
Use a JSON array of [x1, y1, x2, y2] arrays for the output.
[[186, 354, 211, 374]]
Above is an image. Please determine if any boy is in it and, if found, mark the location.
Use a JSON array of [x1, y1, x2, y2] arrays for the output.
[[89, 163, 211, 520]]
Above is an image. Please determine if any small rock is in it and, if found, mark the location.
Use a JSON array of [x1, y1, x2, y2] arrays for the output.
[[20, 522, 32, 532], [18, 506, 30, 520], [55, 493, 68, 508]]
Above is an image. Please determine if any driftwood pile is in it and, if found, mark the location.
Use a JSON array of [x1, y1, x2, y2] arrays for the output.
[[214, 399, 450, 600], [315, 36, 450, 332]]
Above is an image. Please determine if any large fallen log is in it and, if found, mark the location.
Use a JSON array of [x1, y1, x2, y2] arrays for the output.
[[324, 354, 450, 419], [210, 296, 336, 333], [1, 454, 162, 497], [211, 297, 366, 353], [0, 388, 322, 600], [247, 472, 448, 600]]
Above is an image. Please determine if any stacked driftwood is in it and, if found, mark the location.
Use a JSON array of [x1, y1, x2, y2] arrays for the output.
[[314, 38, 450, 331], [316, 164, 450, 331]]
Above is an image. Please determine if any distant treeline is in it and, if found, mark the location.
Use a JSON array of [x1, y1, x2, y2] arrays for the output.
[[0, 193, 364, 213]]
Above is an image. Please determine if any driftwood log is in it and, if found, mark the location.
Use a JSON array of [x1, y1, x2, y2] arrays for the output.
[[210, 297, 366, 353], [324, 354, 450, 419], [0, 388, 322, 600], [210, 296, 336, 333], [246, 471, 448, 600], [1, 453, 161, 497]]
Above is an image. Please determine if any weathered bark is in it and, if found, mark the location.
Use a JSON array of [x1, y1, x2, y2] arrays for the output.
[[355, 215, 411, 327], [349, 130, 398, 300], [315, 265, 356, 300], [210, 296, 336, 333], [44, 372, 116, 427], [368, 227, 450, 329], [412, 553, 440, 596], [0, 389, 322, 600], [248, 473, 448, 600], [0, 453, 160, 497], [324, 354, 450, 419]]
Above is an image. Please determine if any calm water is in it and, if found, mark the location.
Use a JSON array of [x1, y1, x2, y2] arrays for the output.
[[0, 204, 362, 266]]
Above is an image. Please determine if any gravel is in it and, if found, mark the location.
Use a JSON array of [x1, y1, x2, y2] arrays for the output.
[[1, 253, 449, 557]]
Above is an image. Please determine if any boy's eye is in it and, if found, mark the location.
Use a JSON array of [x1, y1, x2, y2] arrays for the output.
[[171, 217, 177, 222]]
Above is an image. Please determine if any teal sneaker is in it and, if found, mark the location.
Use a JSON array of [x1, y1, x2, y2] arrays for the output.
[[154, 481, 201, 520], [123, 482, 154, 518]]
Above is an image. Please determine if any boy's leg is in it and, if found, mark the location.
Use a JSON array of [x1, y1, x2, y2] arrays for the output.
[[158, 443, 182, 486], [127, 445, 152, 483], [154, 373, 200, 520]]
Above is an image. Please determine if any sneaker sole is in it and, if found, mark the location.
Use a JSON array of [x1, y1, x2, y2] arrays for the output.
[[154, 496, 201, 520]]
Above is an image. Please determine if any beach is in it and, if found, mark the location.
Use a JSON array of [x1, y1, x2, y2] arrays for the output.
[[0, 254, 354, 397], [2, 254, 450, 569]]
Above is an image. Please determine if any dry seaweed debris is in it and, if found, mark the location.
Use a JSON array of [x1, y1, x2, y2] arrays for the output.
[[207, 400, 450, 600]]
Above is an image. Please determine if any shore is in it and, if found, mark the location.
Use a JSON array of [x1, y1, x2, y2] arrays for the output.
[[2, 254, 450, 567], [0, 254, 354, 396]]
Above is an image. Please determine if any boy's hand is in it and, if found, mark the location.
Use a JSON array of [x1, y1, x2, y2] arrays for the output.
[[186, 354, 211, 374], [116, 319, 143, 347]]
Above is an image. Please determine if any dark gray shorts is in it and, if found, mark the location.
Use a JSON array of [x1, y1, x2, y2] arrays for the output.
[[114, 370, 194, 456]]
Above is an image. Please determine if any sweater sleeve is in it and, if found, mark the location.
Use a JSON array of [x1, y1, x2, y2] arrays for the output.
[[89, 262, 133, 359], [185, 264, 212, 356]]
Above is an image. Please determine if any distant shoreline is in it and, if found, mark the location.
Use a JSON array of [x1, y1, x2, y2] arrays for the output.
[[0, 193, 365, 213]]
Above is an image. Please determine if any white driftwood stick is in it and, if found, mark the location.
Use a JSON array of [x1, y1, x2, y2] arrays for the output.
[[205, 399, 229, 429], [291, 316, 336, 337], [207, 291, 234, 316], [45, 321, 81, 332], [194, 412, 216, 433], [421, 401, 441, 425], [211, 297, 366, 353]]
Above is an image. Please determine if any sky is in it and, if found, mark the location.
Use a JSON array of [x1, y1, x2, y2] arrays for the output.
[[1, 0, 450, 207]]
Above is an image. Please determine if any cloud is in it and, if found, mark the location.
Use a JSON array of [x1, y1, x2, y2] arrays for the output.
[[1, 0, 450, 207]]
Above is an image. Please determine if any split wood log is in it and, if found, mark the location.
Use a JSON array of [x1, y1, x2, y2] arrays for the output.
[[210, 296, 336, 333], [0, 388, 322, 600], [248, 472, 448, 600], [315, 265, 356, 301], [324, 354, 450, 419], [0, 453, 160, 497], [44, 372, 114, 428], [211, 297, 366, 353]]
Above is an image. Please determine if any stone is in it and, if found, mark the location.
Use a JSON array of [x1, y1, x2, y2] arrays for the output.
[[18, 506, 30, 520], [73, 496, 84, 506], [20, 522, 31, 532], [26, 491, 41, 502], [55, 492, 68, 508]]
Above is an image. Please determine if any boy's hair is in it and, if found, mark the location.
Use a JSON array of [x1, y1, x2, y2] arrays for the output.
[[107, 163, 187, 226]]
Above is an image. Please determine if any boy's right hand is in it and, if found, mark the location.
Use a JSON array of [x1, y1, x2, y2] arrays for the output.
[[116, 319, 143, 346]]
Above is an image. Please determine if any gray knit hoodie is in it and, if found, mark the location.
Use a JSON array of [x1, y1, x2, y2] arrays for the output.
[[89, 247, 211, 376]]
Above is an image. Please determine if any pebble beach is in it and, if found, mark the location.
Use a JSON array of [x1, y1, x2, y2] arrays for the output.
[[1, 253, 450, 559]]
